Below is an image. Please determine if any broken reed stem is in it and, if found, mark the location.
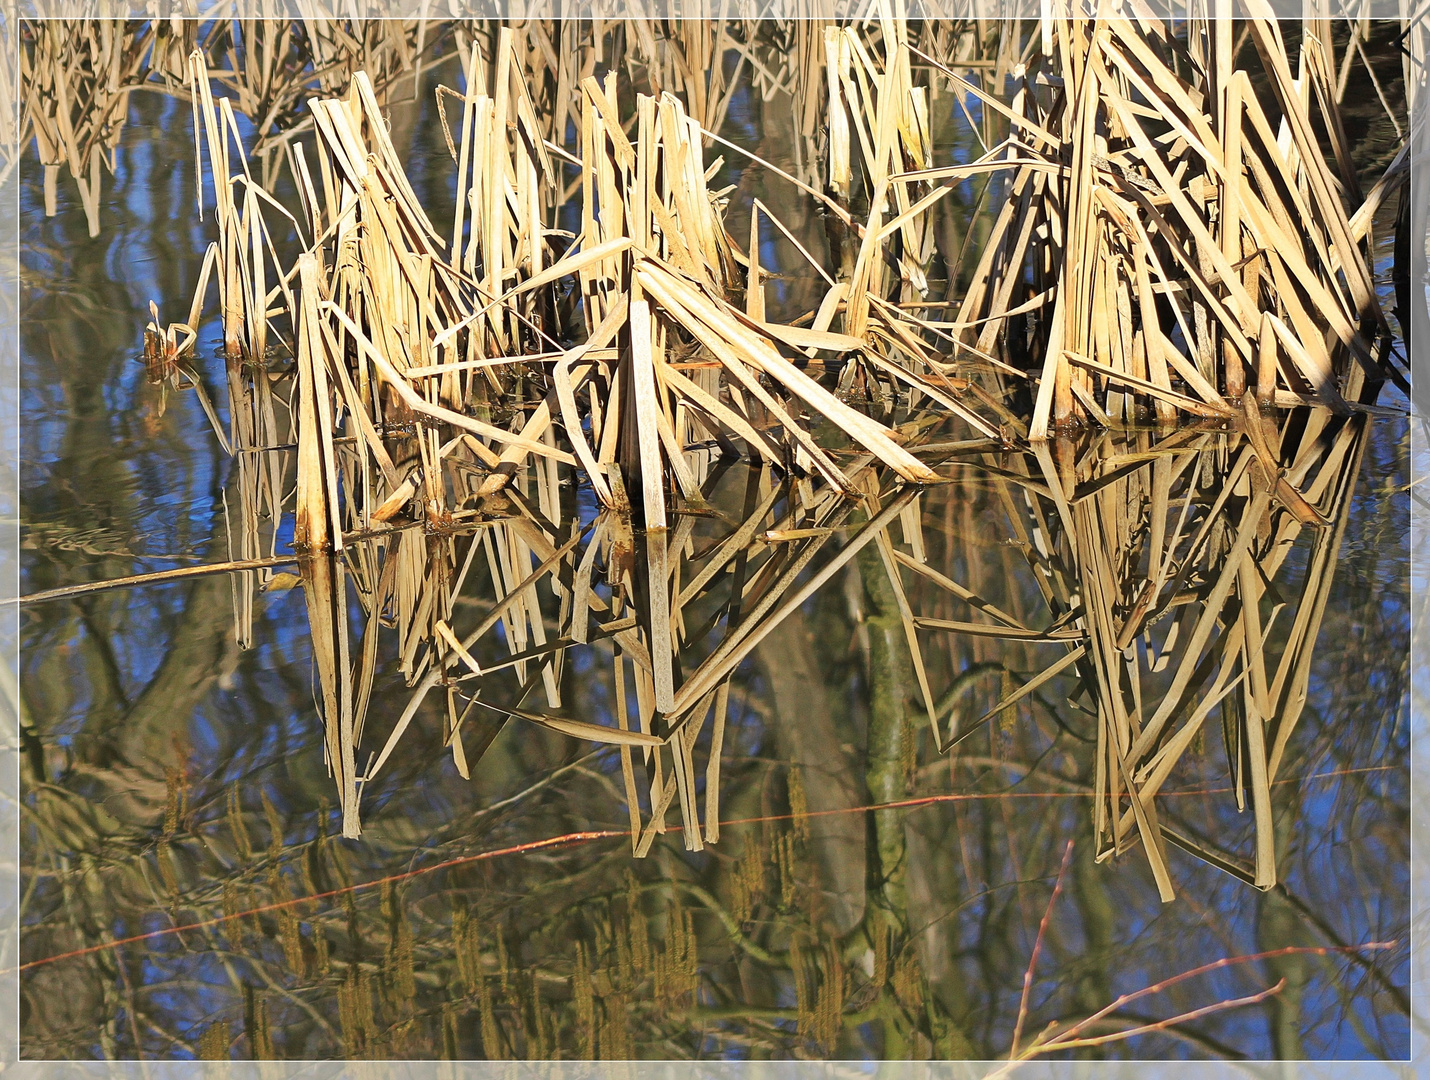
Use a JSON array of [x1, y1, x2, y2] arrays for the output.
[[21, 555, 300, 606]]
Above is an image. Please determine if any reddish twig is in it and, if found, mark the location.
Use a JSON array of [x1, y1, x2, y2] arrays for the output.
[[1009, 837, 1076, 1060], [1051, 941, 1395, 1045], [15, 828, 623, 974], [1035, 979, 1286, 1052], [12, 768, 1398, 977], [990, 941, 1396, 1076]]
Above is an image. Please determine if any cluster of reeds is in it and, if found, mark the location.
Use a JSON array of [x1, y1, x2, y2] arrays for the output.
[[935, 3, 1407, 435], [209, 16, 441, 186], [149, 11, 1400, 880], [168, 24, 990, 839], [0, 19, 22, 190], [18, 14, 444, 233], [20, 16, 151, 236]]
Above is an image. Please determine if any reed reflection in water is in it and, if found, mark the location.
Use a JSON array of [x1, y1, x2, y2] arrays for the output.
[[18, 418, 1409, 1061]]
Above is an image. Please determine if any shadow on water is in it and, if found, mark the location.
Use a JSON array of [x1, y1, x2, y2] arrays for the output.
[[16, 16, 1410, 1063]]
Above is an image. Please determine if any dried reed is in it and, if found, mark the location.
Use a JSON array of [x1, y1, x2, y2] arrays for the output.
[[129, 12, 1403, 888]]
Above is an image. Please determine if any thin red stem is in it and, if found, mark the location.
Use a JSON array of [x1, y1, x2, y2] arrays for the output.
[[1010, 837, 1076, 1059]]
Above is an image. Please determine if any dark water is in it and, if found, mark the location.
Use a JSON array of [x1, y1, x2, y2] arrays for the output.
[[17, 34, 1409, 1063]]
